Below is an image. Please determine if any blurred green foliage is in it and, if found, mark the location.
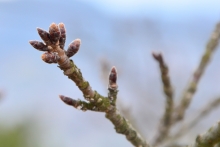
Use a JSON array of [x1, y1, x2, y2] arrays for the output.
[[0, 124, 27, 147]]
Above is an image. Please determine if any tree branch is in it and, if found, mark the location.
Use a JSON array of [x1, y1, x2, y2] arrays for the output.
[[170, 97, 220, 141], [152, 52, 174, 146], [187, 121, 220, 147], [29, 22, 149, 147], [173, 23, 220, 122]]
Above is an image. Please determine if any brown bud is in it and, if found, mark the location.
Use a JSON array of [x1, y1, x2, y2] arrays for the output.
[[58, 23, 66, 49], [59, 95, 74, 106], [66, 39, 81, 57], [41, 52, 60, 64], [29, 40, 49, 51], [152, 52, 163, 63], [49, 23, 60, 44], [37, 28, 51, 45], [109, 66, 117, 88]]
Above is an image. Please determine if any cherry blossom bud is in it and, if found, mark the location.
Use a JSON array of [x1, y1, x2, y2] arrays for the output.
[[66, 39, 81, 57], [29, 40, 49, 51]]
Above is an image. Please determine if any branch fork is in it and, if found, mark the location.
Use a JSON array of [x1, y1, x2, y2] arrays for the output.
[[29, 22, 148, 147], [29, 22, 220, 147]]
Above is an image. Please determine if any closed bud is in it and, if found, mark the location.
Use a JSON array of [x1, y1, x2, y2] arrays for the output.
[[59, 95, 74, 106], [41, 52, 60, 64], [66, 39, 81, 57], [49, 23, 60, 44], [29, 40, 49, 51], [37, 28, 51, 45], [109, 66, 117, 88], [58, 23, 66, 49]]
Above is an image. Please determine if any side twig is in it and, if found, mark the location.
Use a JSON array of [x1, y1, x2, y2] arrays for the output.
[[152, 52, 174, 146], [173, 23, 220, 122], [170, 97, 220, 141], [187, 121, 220, 147]]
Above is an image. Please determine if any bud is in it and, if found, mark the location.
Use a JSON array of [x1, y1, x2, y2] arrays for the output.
[[29, 40, 49, 51], [59, 95, 74, 106], [152, 52, 163, 63], [49, 23, 61, 44], [66, 39, 81, 57], [37, 28, 51, 45], [58, 23, 66, 49], [41, 52, 60, 64], [109, 66, 117, 88]]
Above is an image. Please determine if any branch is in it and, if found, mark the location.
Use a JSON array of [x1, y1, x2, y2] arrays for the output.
[[173, 23, 220, 122], [152, 52, 174, 146], [187, 121, 220, 147], [29, 22, 149, 147], [99, 58, 145, 138], [170, 97, 220, 141]]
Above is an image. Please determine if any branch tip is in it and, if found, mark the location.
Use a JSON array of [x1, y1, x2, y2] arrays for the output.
[[109, 66, 117, 83], [152, 52, 163, 63], [59, 95, 74, 106]]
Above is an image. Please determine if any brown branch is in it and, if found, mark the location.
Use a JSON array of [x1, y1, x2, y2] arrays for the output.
[[29, 22, 149, 147], [173, 22, 220, 122], [152, 52, 174, 146]]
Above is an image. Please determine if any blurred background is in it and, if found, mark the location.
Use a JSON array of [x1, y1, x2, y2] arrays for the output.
[[0, 0, 220, 147]]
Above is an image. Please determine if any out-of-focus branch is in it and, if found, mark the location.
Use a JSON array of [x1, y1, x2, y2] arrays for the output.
[[170, 97, 220, 141], [99, 58, 145, 137], [215, 142, 220, 147], [30, 23, 149, 147], [187, 122, 220, 147], [173, 23, 220, 122], [152, 52, 174, 146]]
